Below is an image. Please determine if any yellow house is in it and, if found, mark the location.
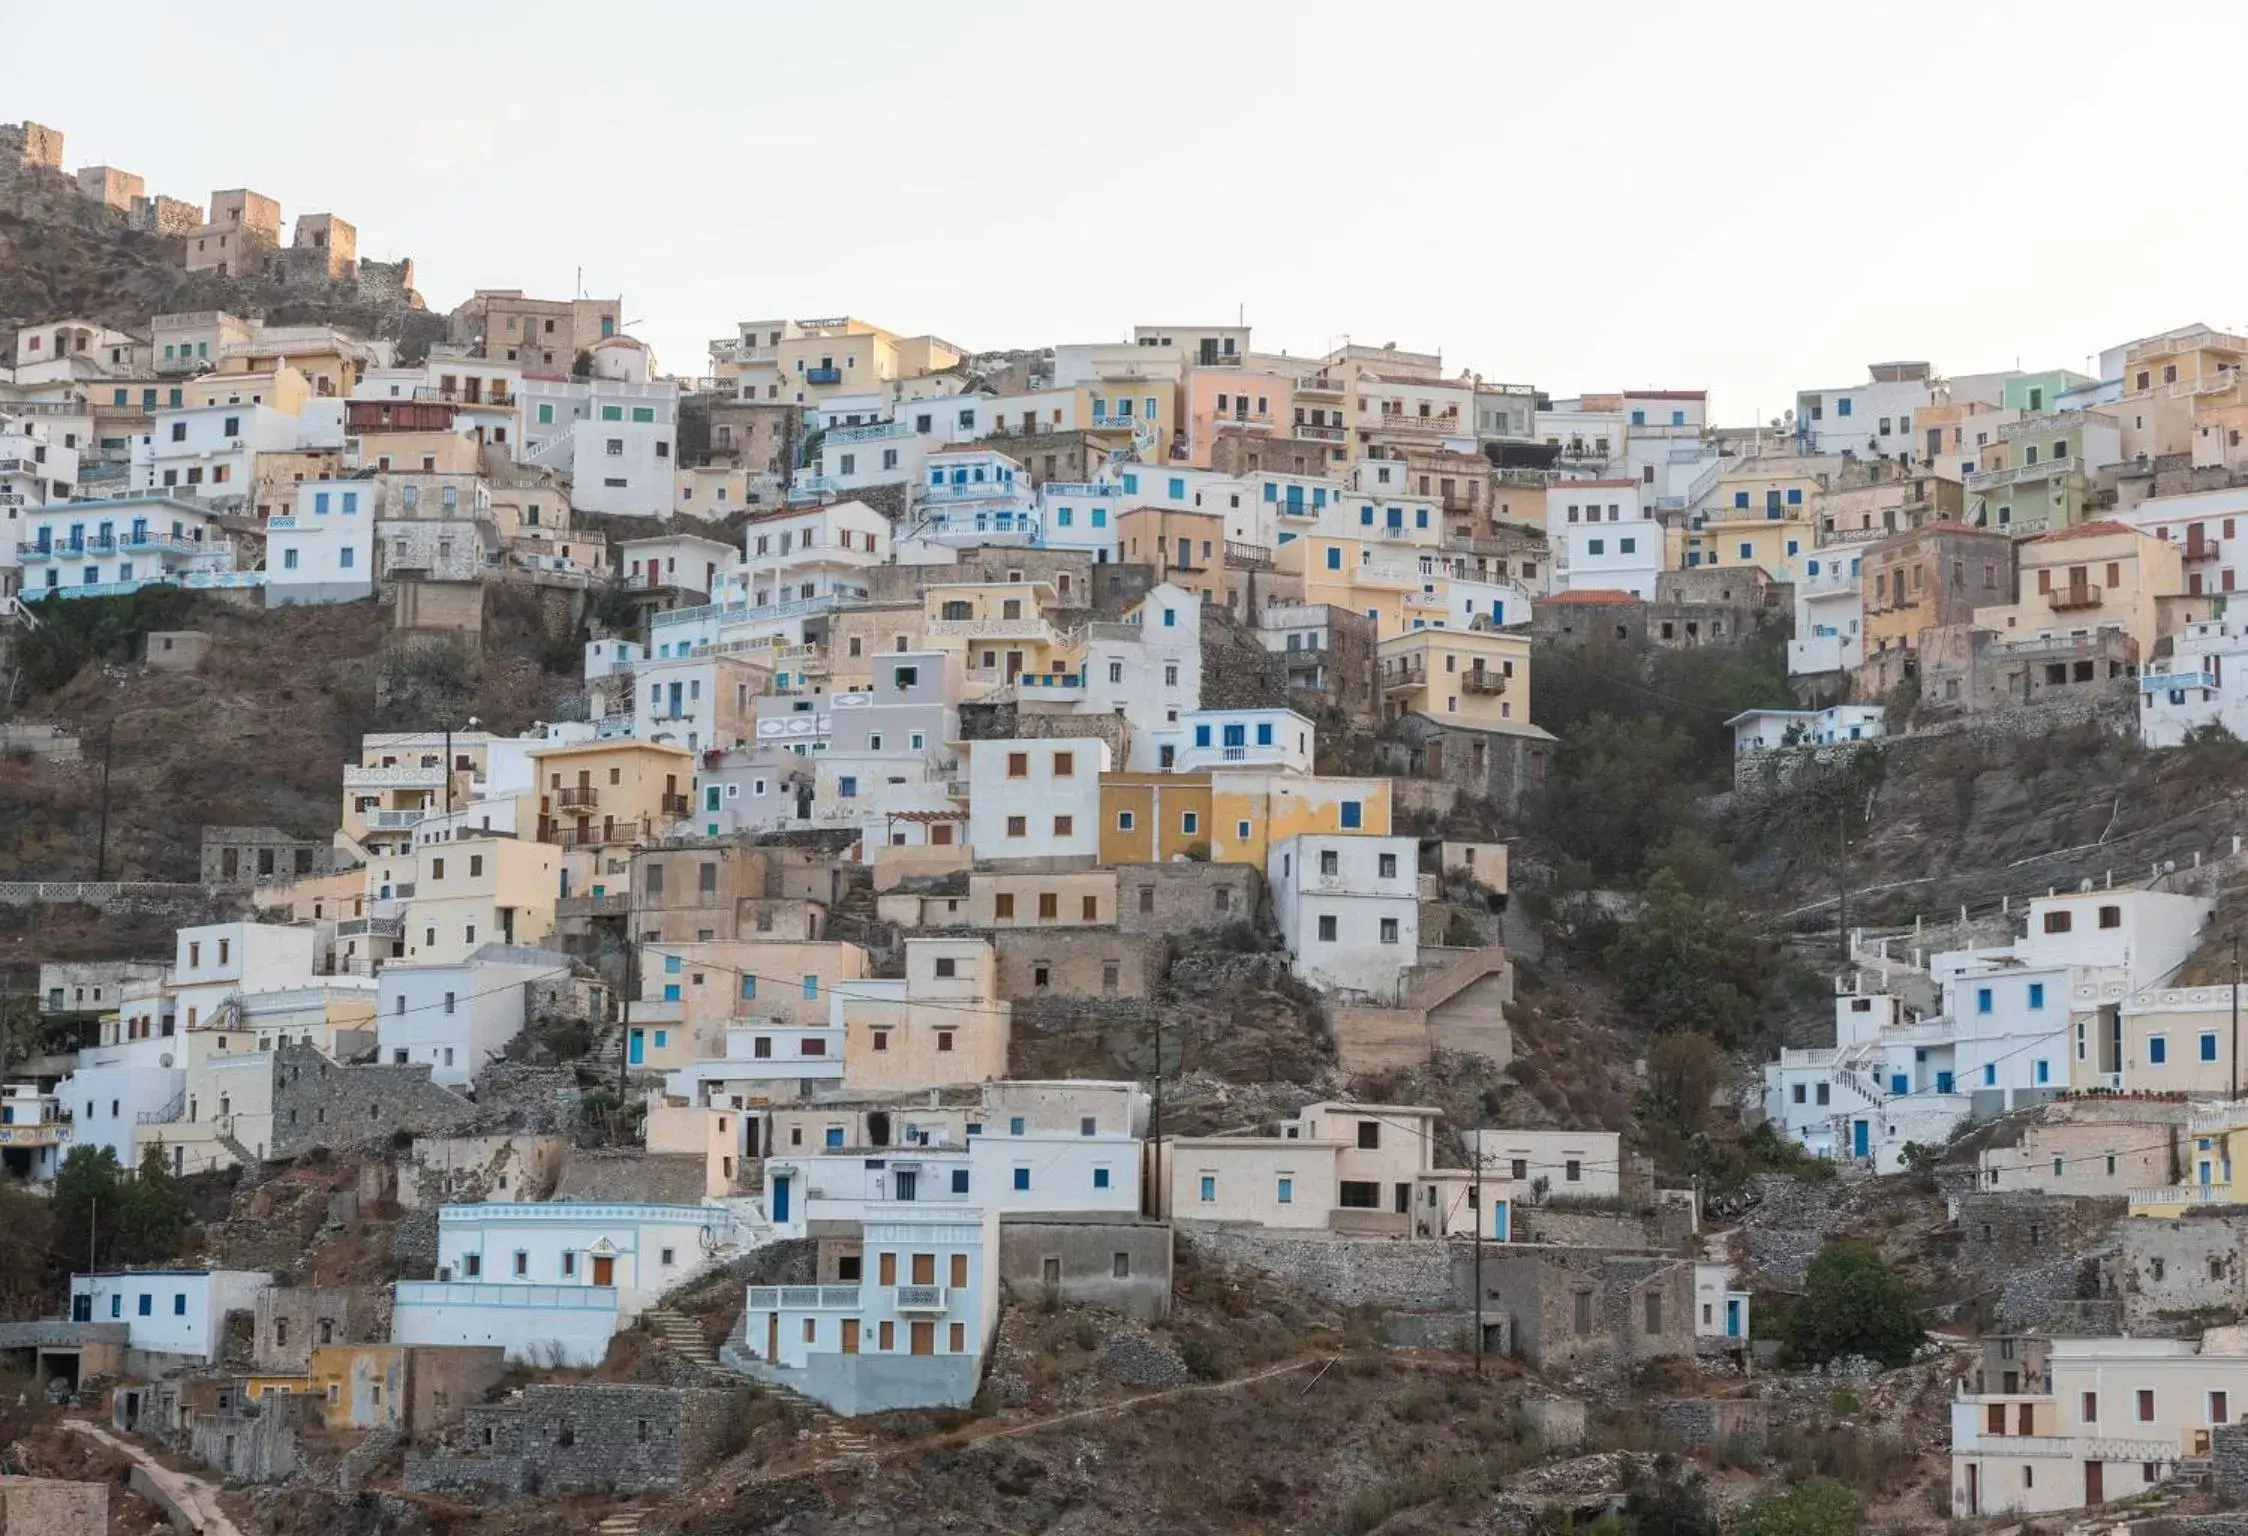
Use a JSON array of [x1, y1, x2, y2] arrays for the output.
[[2117, 325, 2248, 461], [1376, 627, 1531, 733], [1678, 513, 1817, 583], [341, 731, 495, 851], [528, 739, 696, 853], [920, 580, 1083, 695], [184, 364, 312, 415], [1971, 520, 2183, 659], [404, 834, 561, 964], [627, 938, 873, 1069], [2123, 1099, 2247, 1219], [1208, 770, 1393, 868], [358, 429, 481, 476], [839, 937, 1010, 1092], [1100, 772, 1214, 863], [221, 338, 369, 398], [1278, 534, 1449, 639]]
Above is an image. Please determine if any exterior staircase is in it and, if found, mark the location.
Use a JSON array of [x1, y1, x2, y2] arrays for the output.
[[644, 1307, 719, 1371], [595, 1513, 643, 1536]]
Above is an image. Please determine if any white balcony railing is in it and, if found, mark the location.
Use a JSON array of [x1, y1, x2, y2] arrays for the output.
[[893, 1285, 947, 1311]]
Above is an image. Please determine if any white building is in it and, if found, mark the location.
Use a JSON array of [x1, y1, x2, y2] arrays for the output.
[[18, 494, 242, 604], [739, 499, 888, 605], [760, 1127, 1139, 1241], [1268, 833, 1420, 1002], [620, 532, 737, 600], [662, 1021, 849, 1105], [1788, 552, 1866, 676], [1170, 707, 1314, 775], [965, 738, 1109, 862], [734, 1203, 1000, 1416], [431, 1200, 757, 1321], [389, 1279, 621, 1368], [2121, 485, 2248, 603], [898, 446, 1039, 560], [1728, 704, 1887, 757], [130, 401, 299, 504], [1548, 480, 1661, 598], [266, 478, 375, 606], [1464, 1128, 1625, 1203], [375, 950, 563, 1088], [1693, 1261, 1752, 1343], [1082, 584, 1202, 767], [0, 412, 80, 594], [517, 378, 677, 516], [0, 1082, 72, 1186], [1795, 364, 1947, 459], [2139, 617, 2248, 748], [68, 1269, 272, 1367], [1035, 480, 1123, 561]]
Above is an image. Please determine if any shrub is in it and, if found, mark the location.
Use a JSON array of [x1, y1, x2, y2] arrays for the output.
[[1734, 1475, 1865, 1536], [1787, 1241, 1923, 1369]]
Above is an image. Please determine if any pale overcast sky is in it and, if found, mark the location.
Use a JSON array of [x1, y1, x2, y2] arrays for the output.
[[10, 0, 2246, 420]]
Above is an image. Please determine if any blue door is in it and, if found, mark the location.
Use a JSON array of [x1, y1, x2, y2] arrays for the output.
[[627, 1029, 644, 1066], [1852, 1120, 1870, 1159], [771, 1175, 791, 1224], [1725, 1299, 1742, 1338], [1491, 1200, 1509, 1241], [1889, 1073, 1908, 1096], [1935, 1071, 1954, 1095]]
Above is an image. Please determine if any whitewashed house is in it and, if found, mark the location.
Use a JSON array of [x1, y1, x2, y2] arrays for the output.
[[266, 478, 375, 606], [1268, 832, 1420, 1001], [68, 1269, 272, 1369]]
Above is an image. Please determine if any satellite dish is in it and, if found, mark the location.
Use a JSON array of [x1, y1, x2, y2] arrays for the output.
[[160, 1053, 174, 1068]]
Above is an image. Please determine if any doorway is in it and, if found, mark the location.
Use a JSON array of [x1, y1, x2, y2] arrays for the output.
[[2085, 1462, 2104, 1505], [841, 1319, 860, 1355], [591, 1254, 614, 1287], [910, 1321, 935, 1356]]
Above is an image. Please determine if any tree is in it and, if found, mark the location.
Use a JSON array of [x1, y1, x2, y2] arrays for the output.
[[1732, 1477, 1864, 1536], [0, 1185, 56, 1319], [1617, 1457, 1719, 1536], [1787, 1241, 1923, 1369], [1643, 1032, 1726, 1135], [49, 1145, 127, 1271], [112, 1145, 195, 1264], [1539, 713, 1702, 883], [1605, 870, 1772, 1046]]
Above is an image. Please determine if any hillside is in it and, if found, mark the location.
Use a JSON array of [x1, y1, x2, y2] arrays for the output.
[[0, 153, 444, 357]]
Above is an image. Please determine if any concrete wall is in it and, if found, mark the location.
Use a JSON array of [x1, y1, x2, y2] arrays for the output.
[[730, 1349, 983, 1417], [997, 1214, 1172, 1321]]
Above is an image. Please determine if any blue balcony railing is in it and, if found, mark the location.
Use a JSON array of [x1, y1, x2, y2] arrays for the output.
[[806, 367, 842, 386]]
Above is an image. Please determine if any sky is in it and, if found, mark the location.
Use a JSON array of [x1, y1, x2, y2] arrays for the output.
[[10, 0, 2248, 421]]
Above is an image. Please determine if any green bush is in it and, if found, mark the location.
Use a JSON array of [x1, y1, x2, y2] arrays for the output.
[[1733, 1475, 1864, 1536], [1786, 1241, 1923, 1369]]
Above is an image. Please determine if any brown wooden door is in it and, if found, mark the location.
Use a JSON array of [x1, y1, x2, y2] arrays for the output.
[[2085, 1462, 2104, 1505], [766, 1313, 778, 1360], [591, 1255, 614, 1286], [841, 1319, 860, 1355], [910, 1320, 934, 1356], [878, 1252, 896, 1286]]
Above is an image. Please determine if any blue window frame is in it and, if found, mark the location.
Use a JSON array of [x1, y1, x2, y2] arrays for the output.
[[1787, 487, 1803, 505], [2028, 983, 2045, 1010], [838, 776, 857, 798], [1091, 509, 1106, 527], [802, 975, 819, 999], [1200, 1176, 1216, 1203], [1093, 1167, 1111, 1189], [1194, 724, 1212, 747], [2151, 1036, 2169, 1064], [110, 1295, 121, 1318], [662, 983, 681, 1002], [1167, 478, 1185, 499], [1009, 1116, 1026, 1135], [1277, 1177, 1293, 1204], [825, 1127, 844, 1147], [1983, 1063, 1997, 1086], [1976, 987, 1993, 1015], [1837, 397, 1852, 417], [1325, 547, 1342, 570], [740, 976, 757, 1000], [1890, 1074, 1908, 1095], [951, 1169, 969, 1193], [2035, 1059, 2050, 1085], [1222, 723, 1246, 748], [1630, 409, 1646, 425], [1255, 722, 1274, 745], [1012, 1167, 1030, 1191], [1121, 473, 1138, 494], [1262, 482, 1277, 502], [2203, 1033, 2221, 1062], [138, 1294, 152, 1317], [1340, 801, 1363, 829], [1734, 491, 1750, 509]]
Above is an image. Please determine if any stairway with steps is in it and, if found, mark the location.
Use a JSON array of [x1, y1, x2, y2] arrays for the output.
[[595, 1513, 642, 1536]]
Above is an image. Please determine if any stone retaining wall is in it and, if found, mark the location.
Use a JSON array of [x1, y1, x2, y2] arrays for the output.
[[1179, 1225, 1455, 1309]]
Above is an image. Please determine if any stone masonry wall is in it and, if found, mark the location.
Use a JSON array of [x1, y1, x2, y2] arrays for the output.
[[2121, 1211, 2248, 1329], [0, 1477, 107, 1536], [1112, 862, 1260, 936], [991, 928, 1165, 1001], [1178, 1226, 1455, 1310], [406, 1385, 743, 1495], [270, 1043, 477, 1158]]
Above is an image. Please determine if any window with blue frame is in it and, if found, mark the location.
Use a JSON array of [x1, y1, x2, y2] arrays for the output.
[[1787, 488, 1803, 505], [2151, 1036, 2169, 1064], [2028, 983, 2045, 1010], [802, 975, 819, 999], [1340, 801, 1363, 829], [1734, 491, 1750, 509], [1193, 724, 1212, 747], [138, 1294, 151, 1316], [1263, 483, 1277, 502], [110, 1295, 121, 1318], [1312, 488, 1326, 508], [1163, 608, 1177, 627], [1786, 540, 1800, 556], [1122, 473, 1138, 493], [1167, 478, 1185, 499], [825, 1127, 844, 1147], [1093, 1167, 1110, 1188], [1671, 410, 1686, 426], [665, 955, 682, 975], [1360, 507, 1374, 526], [951, 1169, 970, 1193], [1738, 542, 1753, 559], [1009, 1116, 1026, 1135], [1325, 547, 1342, 569], [1890, 1074, 1908, 1095], [838, 776, 857, 798], [1415, 508, 1429, 528], [2204, 1033, 2221, 1062], [2035, 1059, 2050, 1084], [1056, 508, 1073, 526], [1255, 722, 1274, 745], [1837, 398, 1852, 417], [1983, 1063, 1997, 1086], [1276, 1177, 1292, 1204], [1976, 987, 1992, 1014], [1630, 409, 1646, 425], [1091, 509, 1106, 527], [740, 976, 757, 1000], [663, 983, 681, 1002], [1200, 1176, 1215, 1202], [1013, 1167, 1030, 1190]]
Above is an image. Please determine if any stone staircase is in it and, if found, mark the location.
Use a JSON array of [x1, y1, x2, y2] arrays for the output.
[[595, 1512, 643, 1536], [644, 1307, 718, 1370]]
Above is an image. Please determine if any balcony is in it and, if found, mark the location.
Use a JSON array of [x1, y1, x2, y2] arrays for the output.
[[1967, 456, 2079, 493], [926, 614, 1063, 643], [1461, 668, 1509, 695], [825, 420, 911, 445], [2045, 584, 2103, 612], [1352, 561, 1427, 589], [1087, 415, 1142, 433], [557, 892, 633, 919], [893, 1285, 948, 1312], [1224, 541, 1274, 571], [2145, 669, 2220, 693], [554, 786, 600, 809], [805, 367, 843, 386], [0, 1121, 70, 1147], [2186, 539, 2222, 563], [924, 479, 1025, 504], [2127, 1183, 2234, 1208], [367, 808, 425, 830], [1381, 661, 1430, 693], [749, 1285, 862, 1310], [1295, 424, 1348, 443], [334, 915, 403, 940], [661, 792, 692, 817], [1375, 412, 1462, 435], [345, 763, 447, 789], [1209, 413, 1276, 434]]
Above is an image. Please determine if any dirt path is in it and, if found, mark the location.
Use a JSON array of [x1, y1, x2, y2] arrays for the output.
[[63, 1418, 245, 1536]]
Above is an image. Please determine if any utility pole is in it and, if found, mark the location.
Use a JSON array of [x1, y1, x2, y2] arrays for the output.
[[88, 1195, 97, 1272], [93, 719, 115, 882], [1472, 1173, 1485, 1376], [618, 859, 636, 1117]]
